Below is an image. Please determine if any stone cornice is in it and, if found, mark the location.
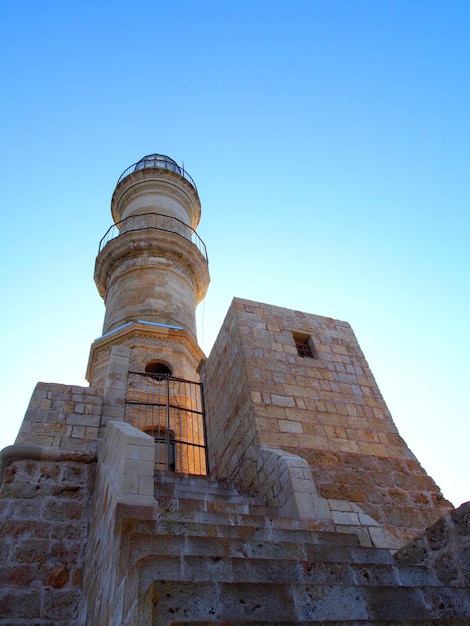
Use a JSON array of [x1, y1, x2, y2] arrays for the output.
[[94, 229, 210, 302], [0, 445, 96, 484], [86, 321, 205, 382]]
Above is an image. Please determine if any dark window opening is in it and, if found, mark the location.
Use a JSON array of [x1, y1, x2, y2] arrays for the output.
[[293, 333, 317, 359], [145, 361, 172, 378]]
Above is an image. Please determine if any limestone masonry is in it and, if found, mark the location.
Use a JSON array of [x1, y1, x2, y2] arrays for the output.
[[1, 154, 469, 624]]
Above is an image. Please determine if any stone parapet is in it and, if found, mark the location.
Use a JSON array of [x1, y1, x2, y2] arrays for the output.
[[15, 382, 103, 455], [0, 448, 96, 625], [99, 420, 155, 506], [286, 445, 451, 543]]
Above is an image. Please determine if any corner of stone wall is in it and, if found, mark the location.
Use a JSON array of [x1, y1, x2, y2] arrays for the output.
[[258, 447, 332, 526], [79, 421, 155, 626], [100, 345, 131, 428], [330, 500, 403, 550], [99, 420, 155, 505]]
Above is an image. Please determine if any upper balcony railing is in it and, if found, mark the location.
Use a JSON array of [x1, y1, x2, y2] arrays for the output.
[[116, 155, 197, 190], [98, 213, 208, 260]]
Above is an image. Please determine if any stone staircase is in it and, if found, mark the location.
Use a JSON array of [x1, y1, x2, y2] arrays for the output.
[[114, 472, 467, 624]]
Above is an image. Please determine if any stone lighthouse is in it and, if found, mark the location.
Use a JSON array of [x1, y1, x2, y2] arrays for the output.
[[87, 154, 210, 388], [87, 154, 210, 474], [2, 154, 469, 625]]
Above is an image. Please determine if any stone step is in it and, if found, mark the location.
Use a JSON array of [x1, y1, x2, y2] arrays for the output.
[[143, 554, 406, 587], [153, 498, 381, 548], [154, 494, 280, 518], [147, 618, 461, 625], [120, 514, 394, 563], [131, 543, 442, 622], [149, 474, 402, 571], [146, 575, 461, 624], [154, 472, 261, 505], [152, 507, 313, 534], [126, 528, 395, 570], [155, 470, 244, 489]]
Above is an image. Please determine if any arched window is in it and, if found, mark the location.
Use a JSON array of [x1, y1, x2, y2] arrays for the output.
[[145, 361, 173, 378]]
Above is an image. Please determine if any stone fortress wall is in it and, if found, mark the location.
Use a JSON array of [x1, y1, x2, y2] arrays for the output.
[[0, 153, 469, 624], [201, 298, 453, 544]]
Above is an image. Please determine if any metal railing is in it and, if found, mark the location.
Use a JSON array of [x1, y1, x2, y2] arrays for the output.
[[125, 372, 209, 476], [117, 155, 197, 190], [98, 213, 208, 259]]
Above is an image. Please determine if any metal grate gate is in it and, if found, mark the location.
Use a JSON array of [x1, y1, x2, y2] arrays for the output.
[[125, 372, 208, 476]]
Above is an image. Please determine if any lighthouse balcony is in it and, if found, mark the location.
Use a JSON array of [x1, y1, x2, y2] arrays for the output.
[[98, 212, 208, 260], [116, 154, 197, 189]]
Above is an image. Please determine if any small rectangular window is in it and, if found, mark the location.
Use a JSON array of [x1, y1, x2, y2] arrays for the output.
[[293, 332, 316, 359]]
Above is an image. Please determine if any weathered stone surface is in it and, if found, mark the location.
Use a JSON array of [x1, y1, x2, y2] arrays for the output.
[[362, 586, 429, 620], [294, 584, 368, 620], [0, 590, 41, 619], [394, 539, 428, 566], [427, 517, 451, 550], [434, 551, 460, 585], [451, 501, 470, 536], [395, 501, 470, 591], [0, 456, 95, 625]]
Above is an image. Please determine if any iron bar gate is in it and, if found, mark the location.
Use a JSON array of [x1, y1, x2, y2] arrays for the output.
[[125, 372, 209, 476]]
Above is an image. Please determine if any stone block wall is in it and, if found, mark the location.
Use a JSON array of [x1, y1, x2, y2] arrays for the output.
[[0, 451, 95, 625], [1, 417, 468, 624], [0, 350, 123, 624], [15, 382, 103, 455], [201, 298, 452, 542], [200, 300, 260, 489]]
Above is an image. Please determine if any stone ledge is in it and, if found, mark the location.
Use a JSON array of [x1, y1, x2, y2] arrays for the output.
[[0, 444, 96, 485]]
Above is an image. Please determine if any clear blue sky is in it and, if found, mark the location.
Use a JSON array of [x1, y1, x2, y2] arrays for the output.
[[1, 1, 469, 506]]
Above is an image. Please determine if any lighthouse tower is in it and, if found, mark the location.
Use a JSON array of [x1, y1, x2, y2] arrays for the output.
[[87, 154, 209, 385], [86, 154, 210, 472]]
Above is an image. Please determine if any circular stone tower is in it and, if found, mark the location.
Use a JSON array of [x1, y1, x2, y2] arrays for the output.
[[86, 155, 210, 389]]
